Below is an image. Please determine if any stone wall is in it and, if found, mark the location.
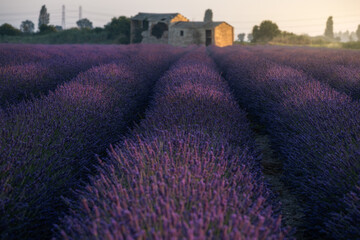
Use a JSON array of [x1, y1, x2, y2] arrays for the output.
[[169, 27, 206, 47], [141, 25, 169, 44], [131, 14, 189, 44], [131, 13, 233, 47], [214, 23, 233, 47], [169, 24, 233, 47], [138, 21, 168, 44]]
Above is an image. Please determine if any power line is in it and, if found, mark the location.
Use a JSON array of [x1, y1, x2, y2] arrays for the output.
[[83, 11, 119, 17], [3, 9, 357, 23], [0, 11, 38, 16]]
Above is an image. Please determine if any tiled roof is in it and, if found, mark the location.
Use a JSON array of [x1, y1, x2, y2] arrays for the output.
[[171, 21, 228, 29], [132, 13, 180, 22]]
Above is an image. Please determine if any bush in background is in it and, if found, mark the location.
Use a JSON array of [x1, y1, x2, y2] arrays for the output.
[[0, 23, 21, 36]]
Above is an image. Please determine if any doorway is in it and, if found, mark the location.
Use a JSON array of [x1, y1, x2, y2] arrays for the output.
[[206, 30, 212, 46]]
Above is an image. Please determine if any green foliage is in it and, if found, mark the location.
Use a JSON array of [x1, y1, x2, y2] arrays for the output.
[[0, 28, 113, 44], [104, 16, 130, 43], [42, 28, 109, 44], [132, 21, 149, 43], [237, 33, 245, 42], [93, 27, 104, 34], [0, 15, 131, 44], [269, 33, 346, 49], [252, 20, 281, 43], [324, 16, 334, 39], [55, 26, 63, 31], [342, 41, 360, 49], [77, 18, 93, 30], [0, 23, 22, 36], [20, 20, 35, 34], [38, 5, 50, 29], [151, 22, 168, 39], [39, 25, 57, 34], [132, 28, 143, 43], [356, 25, 360, 41], [271, 31, 311, 45]]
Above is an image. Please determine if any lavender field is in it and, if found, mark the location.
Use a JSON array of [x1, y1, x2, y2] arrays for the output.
[[0, 44, 359, 239]]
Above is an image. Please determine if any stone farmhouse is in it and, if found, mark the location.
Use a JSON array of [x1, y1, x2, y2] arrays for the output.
[[130, 11, 233, 47]]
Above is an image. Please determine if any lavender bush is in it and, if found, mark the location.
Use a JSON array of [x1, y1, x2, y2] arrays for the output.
[[0, 44, 58, 66], [209, 45, 360, 239], [0, 45, 181, 239], [57, 48, 289, 239], [325, 182, 360, 239], [0, 44, 129, 67], [248, 45, 360, 99], [0, 44, 132, 107]]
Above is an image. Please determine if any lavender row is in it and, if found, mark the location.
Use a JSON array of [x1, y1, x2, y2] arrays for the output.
[[0, 44, 63, 66], [0, 45, 134, 107], [0, 44, 130, 67], [209, 46, 360, 238], [248, 45, 360, 99], [0, 45, 182, 239], [57, 48, 289, 239]]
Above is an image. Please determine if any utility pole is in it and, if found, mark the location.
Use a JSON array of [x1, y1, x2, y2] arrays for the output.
[[62, 5, 65, 29], [79, 6, 82, 20]]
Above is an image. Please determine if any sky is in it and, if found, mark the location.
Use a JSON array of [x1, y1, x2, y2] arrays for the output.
[[0, 0, 359, 38]]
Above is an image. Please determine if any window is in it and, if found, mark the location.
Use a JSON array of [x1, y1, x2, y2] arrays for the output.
[[180, 30, 184, 36]]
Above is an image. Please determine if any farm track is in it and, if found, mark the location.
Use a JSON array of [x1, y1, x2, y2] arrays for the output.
[[209, 45, 360, 239], [250, 118, 306, 239], [209, 49, 305, 238], [214, 82, 306, 238], [57, 48, 289, 239], [3, 44, 360, 239]]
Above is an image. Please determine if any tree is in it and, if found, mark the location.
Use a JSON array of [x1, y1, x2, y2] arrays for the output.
[[39, 24, 57, 34], [204, 9, 213, 22], [252, 20, 280, 42], [237, 33, 245, 42], [324, 16, 334, 39], [20, 20, 35, 34], [247, 33, 253, 42], [38, 5, 50, 29], [77, 18, 93, 29], [356, 25, 360, 41], [104, 16, 130, 43], [55, 26, 63, 31], [0, 23, 21, 36], [151, 22, 168, 39], [93, 27, 104, 34]]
